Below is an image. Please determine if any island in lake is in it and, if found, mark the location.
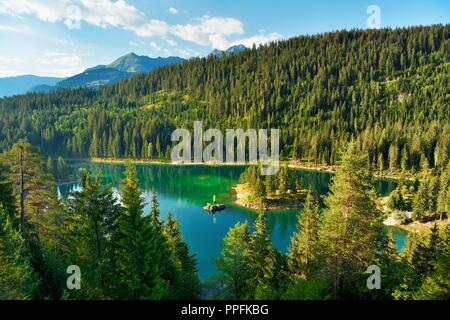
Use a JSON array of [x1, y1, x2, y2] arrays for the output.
[[232, 164, 309, 210]]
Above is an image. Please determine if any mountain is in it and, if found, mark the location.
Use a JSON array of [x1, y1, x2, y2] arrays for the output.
[[56, 67, 132, 89], [108, 53, 184, 73], [211, 44, 247, 57], [19, 53, 184, 92], [0, 53, 183, 97], [54, 53, 184, 89], [0, 75, 62, 97]]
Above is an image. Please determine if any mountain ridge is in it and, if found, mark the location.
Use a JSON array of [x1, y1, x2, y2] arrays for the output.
[[0, 75, 63, 97], [211, 44, 247, 57], [46, 53, 185, 90], [0, 53, 185, 96]]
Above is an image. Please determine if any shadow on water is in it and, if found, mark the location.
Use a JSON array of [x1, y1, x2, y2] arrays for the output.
[[59, 161, 403, 280]]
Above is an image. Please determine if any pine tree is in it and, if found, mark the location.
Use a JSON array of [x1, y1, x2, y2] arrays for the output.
[[389, 144, 398, 171], [288, 191, 320, 280], [46, 156, 54, 175], [150, 191, 162, 231], [383, 230, 398, 259], [437, 163, 450, 214], [413, 179, 430, 221], [255, 177, 266, 200], [413, 226, 449, 299], [66, 170, 121, 298], [245, 210, 278, 299], [377, 153, 384, 173], [387, 188, 406, 211], [428, 176, 440, 214], [0, 164, 16, 223], [215, 222, 250, 299], [264, 174, 274, 195], [319, 141, 383, 299], [56, 156, 68, 180], [400, 147, 409, 171], [0, 204, 38, 299], [1, 141, 54, 234], [410, 225, 439, 276], [277, 164, 289, 195], [164, 210, 201, 299], [113, 164, 169, 299]]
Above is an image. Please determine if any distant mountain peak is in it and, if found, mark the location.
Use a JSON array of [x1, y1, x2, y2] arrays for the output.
[[108, 53, 184, 73], [211, 44, 247, 57], [11, 53, 185, 95], [228, 44, 247, 51]]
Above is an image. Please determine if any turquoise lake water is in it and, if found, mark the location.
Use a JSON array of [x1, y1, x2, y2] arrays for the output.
[[58, 161, 407, 280]]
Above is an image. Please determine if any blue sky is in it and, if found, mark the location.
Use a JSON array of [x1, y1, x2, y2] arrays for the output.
[[0, 0, 448, 77]]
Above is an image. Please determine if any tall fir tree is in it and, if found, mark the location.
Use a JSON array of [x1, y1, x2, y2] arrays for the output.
[[0, 164, 16, 223], [66, 170, 121, 298], [319, 141, 383, 299], [0, 204, 38, 299], [288, 191, 320, 281], [164, 210, 201, 299], [150, 191, 162, 231], [113, 164, 169, 299], [245, 210, 279, 299], [214, 222, 250, 299]]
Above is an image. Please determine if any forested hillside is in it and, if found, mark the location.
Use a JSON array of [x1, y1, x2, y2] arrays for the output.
[[0, 141, 200, 299], [0, 25, 448, 171]]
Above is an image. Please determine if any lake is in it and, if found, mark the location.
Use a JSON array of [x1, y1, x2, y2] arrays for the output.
[[58, 161, 407, 280]]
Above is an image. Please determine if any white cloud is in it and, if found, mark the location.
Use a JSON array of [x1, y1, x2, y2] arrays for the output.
[[0, 65, 23, 77], [43, 66, 85, 77], [80, 0, 145, 26], [174, 48, 190, 58], [35, 51, 85, 76], [129, 40, 145, 46], [170, 16, 244, 47], [0, 0, 281, 50], [133, 19, 168, 37], [165, 38, 176, 46], [52, 37, 75, 47], [0, 0, 71, 23], [149, 41, 161, 51], [230, 32, 281, 49], [0, 23, 30, 33], [0, 55, 24, 64], [163, 48, 172, 56], [174, 48, 200, 59], [207, 32, 281, 51], [168, 7, 177, 15]]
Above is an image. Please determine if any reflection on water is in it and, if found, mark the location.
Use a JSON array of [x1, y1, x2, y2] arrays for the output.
[[59, 161, 405, 280]]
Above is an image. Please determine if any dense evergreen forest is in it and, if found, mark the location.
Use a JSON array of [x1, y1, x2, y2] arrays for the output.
[[1, 140, 449, 300], [0, 25, 449, 172], [0, 25, 449, 300], [0, 141, 201, 299], [213, 142, 449, 300]]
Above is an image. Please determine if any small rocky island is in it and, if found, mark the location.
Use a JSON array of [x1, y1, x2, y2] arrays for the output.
[[203, 203, 226, 212], [232, 164, 309, 210]]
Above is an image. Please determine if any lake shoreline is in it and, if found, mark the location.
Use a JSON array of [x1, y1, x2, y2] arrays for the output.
[[86, 157, 408, 182], [83, 158, 437, 231]]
